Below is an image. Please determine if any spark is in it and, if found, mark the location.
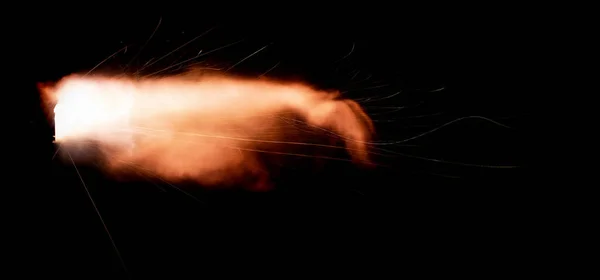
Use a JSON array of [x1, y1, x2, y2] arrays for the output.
[[259, 61, 280, 77], [372, 116, 512, 145], [136, 26, 216, 73], [335, 42, 355, 62], [65, 150, 128, 275], [145, 40, 243, 77], [85, 46, 129, 76], [124, 16, 163, 72], [226, 43, 272, 72]]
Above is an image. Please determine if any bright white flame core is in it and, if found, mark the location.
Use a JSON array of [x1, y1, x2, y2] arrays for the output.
[[53, 79, 135, 147]]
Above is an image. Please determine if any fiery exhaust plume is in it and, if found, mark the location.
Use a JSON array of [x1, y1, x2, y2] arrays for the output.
[[40, 72, 375, 190]]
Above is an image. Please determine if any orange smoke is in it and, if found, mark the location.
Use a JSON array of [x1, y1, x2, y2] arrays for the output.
[[40, 72, 375, 190]]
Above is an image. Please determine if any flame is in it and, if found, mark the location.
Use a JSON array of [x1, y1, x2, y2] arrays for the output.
[[41, 72, 375, 190]]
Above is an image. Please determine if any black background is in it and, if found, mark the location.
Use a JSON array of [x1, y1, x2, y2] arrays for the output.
[[12, 10, 537, 278]]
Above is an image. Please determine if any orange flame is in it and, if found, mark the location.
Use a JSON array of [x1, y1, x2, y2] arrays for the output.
[[40, 72, 375, 190]]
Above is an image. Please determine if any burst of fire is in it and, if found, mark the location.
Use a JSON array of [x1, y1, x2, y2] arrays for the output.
[[40, 72, 375, 190]]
